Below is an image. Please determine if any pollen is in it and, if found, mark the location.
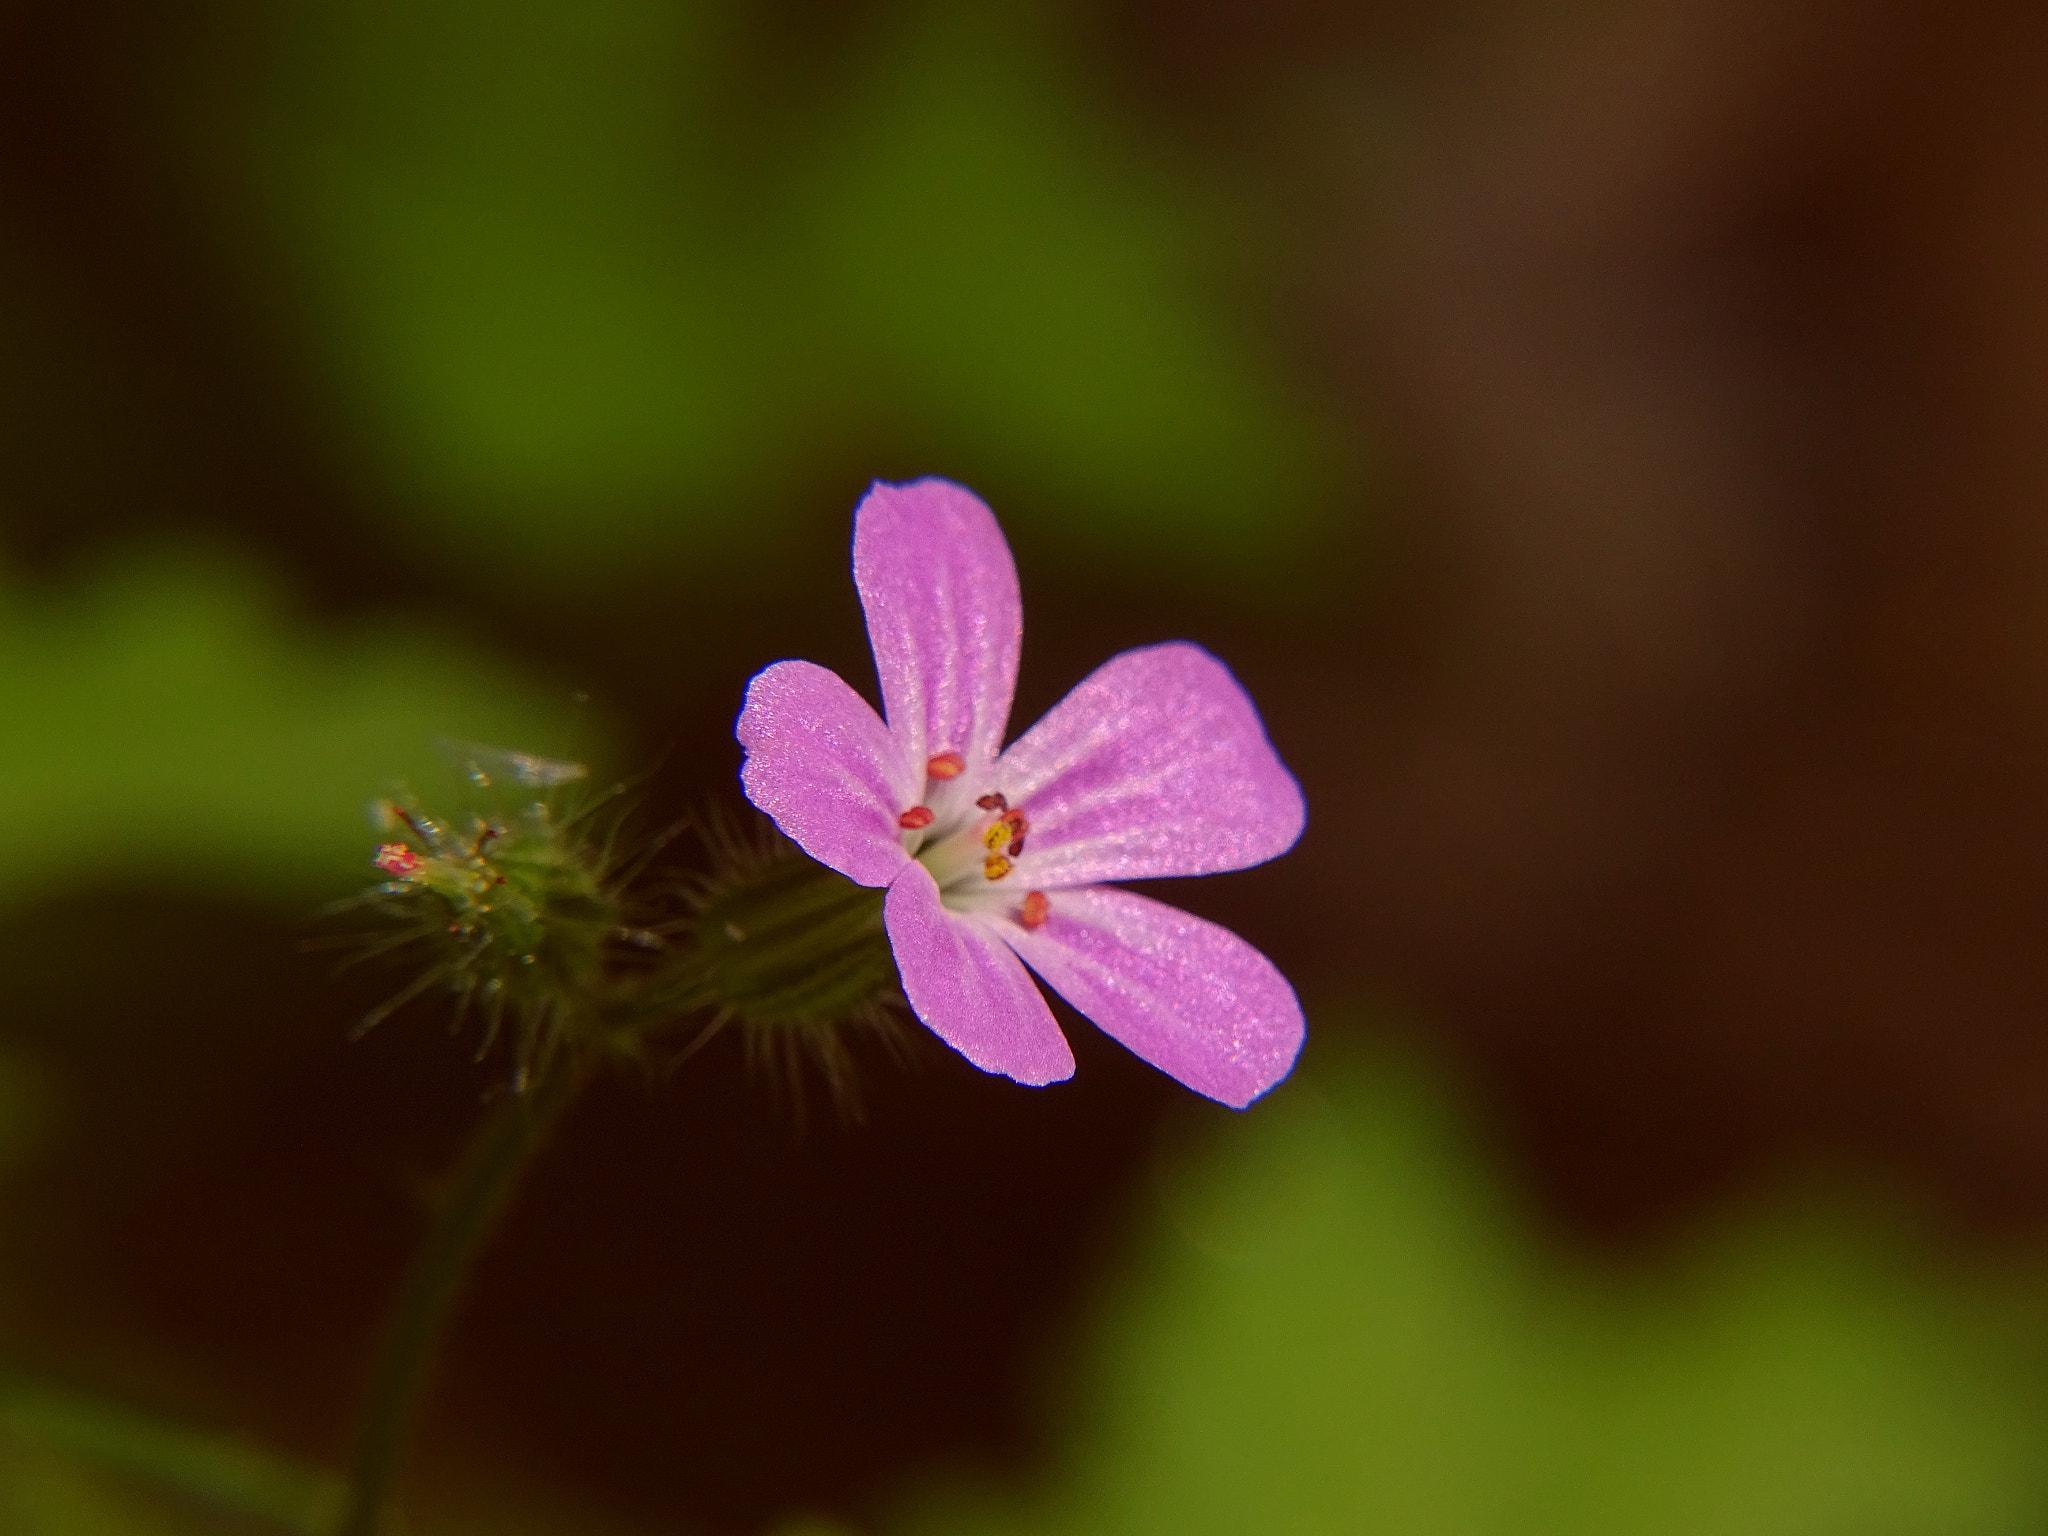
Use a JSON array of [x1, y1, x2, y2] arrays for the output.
[[983, 807, 1029, 853], [374, 843, 423, 878], [1020, 890, 1050, 929], [898, 805, 935, 829], [983, 854, 1013, 881], [927, 752, 965, 780]]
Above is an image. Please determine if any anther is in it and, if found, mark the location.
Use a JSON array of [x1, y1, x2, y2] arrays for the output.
[[984, 806, 1029, 854], [927, 752, 965, 780], [983, 854, 1013, 881], [976, 792, 1008, 811], [898, 805, 935, 830], [1020, 891, 1049, 929], [374, 843, 422, 877]]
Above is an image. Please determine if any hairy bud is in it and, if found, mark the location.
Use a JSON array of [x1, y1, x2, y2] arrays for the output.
[[688, 852, 896, 1029], [646, 820, 907, 1112], [344, 748, 635, 1087], [337, 748, 907, 1104]]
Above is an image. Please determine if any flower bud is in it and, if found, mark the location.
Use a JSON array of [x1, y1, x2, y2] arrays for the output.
[[685, 850, 897, 1030], [343, 747, 907, 1103], [662, 834, 906, 1114], [351, 749, 629, 1084]]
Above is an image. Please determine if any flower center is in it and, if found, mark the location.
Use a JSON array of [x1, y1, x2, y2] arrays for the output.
[[909, 796, 1026, 888], [896, 769, 1048, 927]]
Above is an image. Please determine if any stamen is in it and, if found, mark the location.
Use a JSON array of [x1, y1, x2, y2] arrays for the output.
[[898, 806, 935, 829], [1020, 891, 1049, 929], [976, 792, 1008, 811], [386, 803, 432, 843], [927, 752, 965, 780], [983, 854, 1013, 881], [374, 843, 423, 878], [983, 806, 1032, 856]]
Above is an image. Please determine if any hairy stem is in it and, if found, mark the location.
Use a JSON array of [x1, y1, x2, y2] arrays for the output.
[[333, 1058, 591, 1536]]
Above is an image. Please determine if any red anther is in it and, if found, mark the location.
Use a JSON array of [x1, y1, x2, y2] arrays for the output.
[[373, 843, 422, 877], [927, 752, 965, 780], [1000, 810, 1028, 834], [982, 853, 1013, 881], [898, 806, 935, 829], [1020, 891, 1050, 929], [1008, 835, 1026, 857], [976, 792, 1008, 811]]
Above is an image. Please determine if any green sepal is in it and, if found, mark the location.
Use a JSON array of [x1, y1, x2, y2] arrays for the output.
[[687, 854, 897, 1029]]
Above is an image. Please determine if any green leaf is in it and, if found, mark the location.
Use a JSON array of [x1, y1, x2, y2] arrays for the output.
[[800, 4, 1337, 573], [892, 1040, 2048, 1536], [0, 545, 599, 912], [0, 1376, 340, 1534], [187, 0, 1342, 584], [0, 1444, 196, 1536]]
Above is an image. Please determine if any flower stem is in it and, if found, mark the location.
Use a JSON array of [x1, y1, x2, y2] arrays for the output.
[[333, 1058, 591, 1536]]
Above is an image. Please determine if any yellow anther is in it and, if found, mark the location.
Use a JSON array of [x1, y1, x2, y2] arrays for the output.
[[983, 854, 1013, 881]]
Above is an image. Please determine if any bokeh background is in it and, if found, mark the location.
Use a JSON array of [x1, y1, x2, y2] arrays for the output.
[[5, 0, 2048, 1530]]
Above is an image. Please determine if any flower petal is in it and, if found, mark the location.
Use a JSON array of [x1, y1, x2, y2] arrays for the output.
[[854, 478, 1022, 783], [993, 641, 1304, 886], [884, 860, 1074, 1086], [736, 659, 915, 888], [1001, 885, 1302, 1108]]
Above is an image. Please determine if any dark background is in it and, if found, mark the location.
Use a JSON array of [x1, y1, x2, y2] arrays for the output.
[[4, 0, 2048, 1531]]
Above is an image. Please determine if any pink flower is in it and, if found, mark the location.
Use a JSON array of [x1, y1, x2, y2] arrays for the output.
[[735, 479, 1306, 1107]]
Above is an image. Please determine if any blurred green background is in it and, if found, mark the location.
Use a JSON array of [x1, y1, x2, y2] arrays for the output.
[[7, 0, 2048, 1531]]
